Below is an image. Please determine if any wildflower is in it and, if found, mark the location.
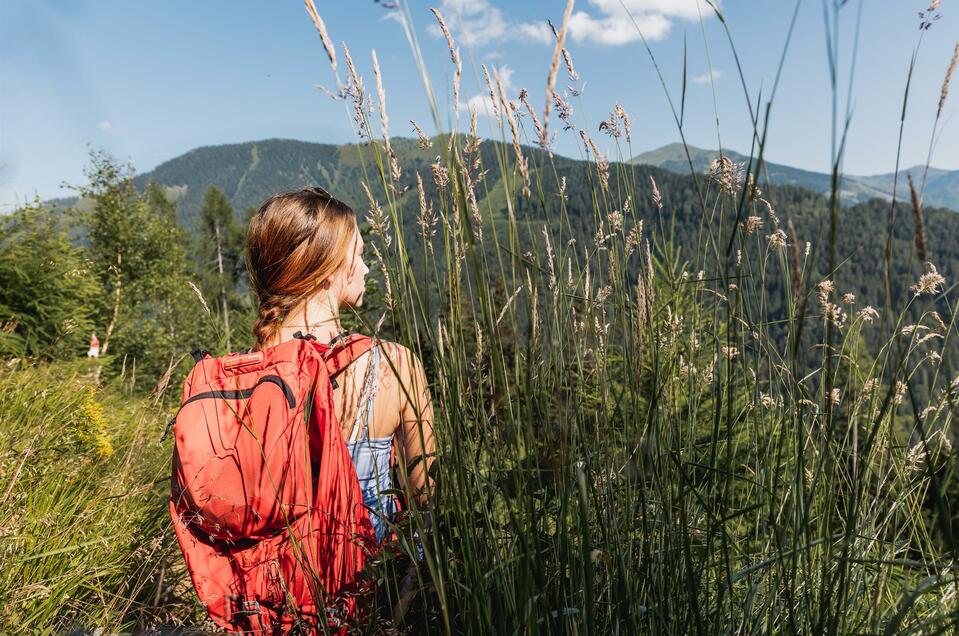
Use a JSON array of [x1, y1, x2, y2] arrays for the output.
[[519, 88, 549, 150], [615, 103, 632, 142], [362, 183, 392, 248], [939, 41, 958, 118], [830, 388, 842, 405], [900, 324, 929, 336], [342, 43, 372, 141], [823, 303, 847, 327], [721, 345, 739, 360], [561, 42, 578, 81], [708, 156, 744, 196], [766, 229, 787, 250], [932, 311, 947, 331], [371, 50, 401, 185], [496, 285, 525, 326], [649, 175, 663, 210], [482, 65, 501, 126], [742, 216, 763, 236], [841, 293, 855, 304], [894, 380, 907, 406], [625, 221, 644, 255], [919, 0, 942, 30], [543, 227, 557, 293], [188, 282, 211, 316], [416, 172, 436, 240], [608, 210, 624, 233], [905, 440, 928, 474], [758, 198, 780, 226], [430, 8, 459, 67], [411, 120, 432, 149], [816, 280, 835, 305], [304, 0, 337, 74], [911, 263, 946, 296], [431, 156, 449, 190], [858, 306, 879, 322], [760, 393, 776, 409], [580, 130, 609, 192], [917, 332, 943, 345], [599, 102, 632, 143], [543, 0, 575, 146], [551, 90, 574, 131], [371, 243, 394, 310], [74, 386, 114, 458], [862, 378, 879, 397]]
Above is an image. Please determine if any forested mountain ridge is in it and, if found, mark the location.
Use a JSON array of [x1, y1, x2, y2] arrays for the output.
[[44, 136, 959, 327], [631, 142, 959, 212]]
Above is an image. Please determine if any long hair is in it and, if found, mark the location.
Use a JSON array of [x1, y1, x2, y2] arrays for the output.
[[246, 187, 357, 349]]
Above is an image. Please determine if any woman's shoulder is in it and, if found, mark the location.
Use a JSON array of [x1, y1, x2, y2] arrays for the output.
[[372, 339, 422, 372], [370, 340, 430, 421]]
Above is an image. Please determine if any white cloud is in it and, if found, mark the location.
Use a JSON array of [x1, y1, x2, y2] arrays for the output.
[[567, 0, 709, 45], [692, 69, 722, 84], [427, 0, 510, 47], [587, 0, 705, 22], [459, 65, 515, 119], [98, 120, 112, 132], [428, 0, 710, 48], [515, 22, 554, 45], [567, 10, 671, 45]]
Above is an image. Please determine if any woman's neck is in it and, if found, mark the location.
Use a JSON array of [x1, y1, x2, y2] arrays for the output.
[[275, 292, 345, 345]]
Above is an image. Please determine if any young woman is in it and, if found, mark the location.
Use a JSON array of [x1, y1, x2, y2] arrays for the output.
[[246, 186, 435, 541]]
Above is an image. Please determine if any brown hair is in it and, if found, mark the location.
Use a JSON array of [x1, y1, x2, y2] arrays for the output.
[[246, 187, 358, 349]]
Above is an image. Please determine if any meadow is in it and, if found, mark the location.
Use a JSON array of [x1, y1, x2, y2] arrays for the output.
[[3, 0, 959, 633]]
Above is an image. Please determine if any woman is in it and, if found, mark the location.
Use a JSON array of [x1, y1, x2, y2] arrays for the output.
[[246, 186, 435, 542]]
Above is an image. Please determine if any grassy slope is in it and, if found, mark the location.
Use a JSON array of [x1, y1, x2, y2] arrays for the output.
[[0, 361, 201, 633]]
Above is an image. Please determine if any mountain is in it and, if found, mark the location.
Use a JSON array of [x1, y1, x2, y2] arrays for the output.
[[630, 142, 959, 212], [30, 136, 959, 367], [131, 137, 438, 228]]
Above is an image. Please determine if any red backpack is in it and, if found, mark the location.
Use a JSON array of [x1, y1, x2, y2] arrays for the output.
[[169, 333, 378, 633]]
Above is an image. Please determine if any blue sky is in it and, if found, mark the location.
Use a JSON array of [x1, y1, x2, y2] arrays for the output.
[[1, 0, 957, 211]]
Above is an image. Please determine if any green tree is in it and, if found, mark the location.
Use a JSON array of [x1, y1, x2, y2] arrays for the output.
[[0, 200, 101, 359], [198, 186, 243, 350], [76, 149, 205, 383]]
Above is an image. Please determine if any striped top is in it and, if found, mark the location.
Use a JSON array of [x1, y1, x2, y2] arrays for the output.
[[345, 345, 396, 543]]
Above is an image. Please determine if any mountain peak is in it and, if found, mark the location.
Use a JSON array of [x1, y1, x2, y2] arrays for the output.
[[630, 143, 958, 211]]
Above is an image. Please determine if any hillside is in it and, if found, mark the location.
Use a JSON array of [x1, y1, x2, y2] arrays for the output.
[[630, 142, 959, 211], [50, 136, 959, 335]]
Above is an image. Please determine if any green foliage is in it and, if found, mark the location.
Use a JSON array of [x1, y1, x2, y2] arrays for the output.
[[0, 201, 101, 359], [74, 151, 215, 382], [194, 186, 247, 350], [0, 361, 198, 631]]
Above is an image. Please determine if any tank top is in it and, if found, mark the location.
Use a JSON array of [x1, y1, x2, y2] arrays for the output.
[[344, 345, 396, 542]]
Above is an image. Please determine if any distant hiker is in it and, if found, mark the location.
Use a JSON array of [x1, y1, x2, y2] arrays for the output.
[[169, 187, 435, 633], [87, 332, 100, 358]]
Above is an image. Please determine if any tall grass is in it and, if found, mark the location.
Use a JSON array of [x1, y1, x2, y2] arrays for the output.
[[3, 0, 959, 633], [0, 361, 199, 632], [315, 1, 959, 633]]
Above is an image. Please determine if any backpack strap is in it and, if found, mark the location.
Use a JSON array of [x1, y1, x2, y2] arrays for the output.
[[323, 334, 376, 388]]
